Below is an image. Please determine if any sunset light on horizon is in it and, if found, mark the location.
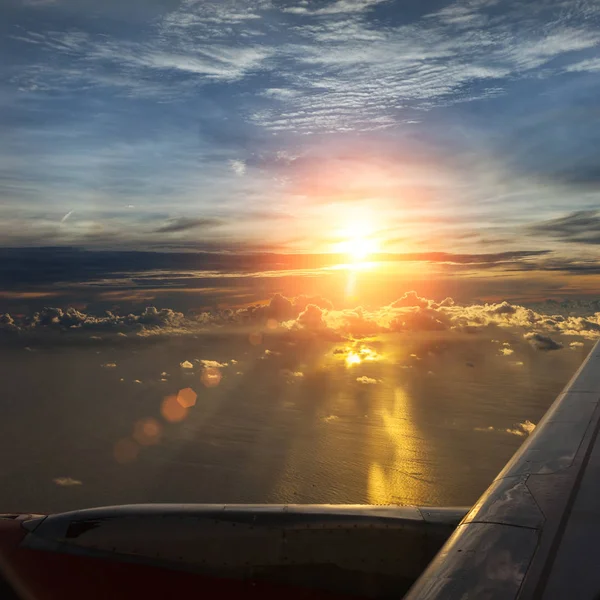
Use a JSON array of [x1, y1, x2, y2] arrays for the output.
[[2, 0, 599, 307]]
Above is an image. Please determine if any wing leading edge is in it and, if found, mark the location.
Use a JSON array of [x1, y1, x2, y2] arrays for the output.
[[406, 340, 600, 599]]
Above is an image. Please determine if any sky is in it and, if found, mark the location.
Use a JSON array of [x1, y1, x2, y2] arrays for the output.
[[2, 0, 600, 302]]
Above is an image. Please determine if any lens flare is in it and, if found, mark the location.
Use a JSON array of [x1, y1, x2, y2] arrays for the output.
[[201, 367, 222, 388], [177, 387, 197, 408], [133, 418, 162, 446], [161, 395, 188, 422]]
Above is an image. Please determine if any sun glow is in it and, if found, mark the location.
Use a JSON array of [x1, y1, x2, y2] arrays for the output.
[[343, 346, 380, 367], [335, 218, 380, 263], [342, 237, 378, 261], [346, 352, 362, 366]]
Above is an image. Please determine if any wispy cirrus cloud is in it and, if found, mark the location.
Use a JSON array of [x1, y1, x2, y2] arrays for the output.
[[10, 0, 600, 129], [3, 0, 600, 261], [283, 0, 391, 16], [247, 0, 600, 133], [19, 0, 60, 5], [566, 57, 600, 72], [12, 30, 272, 92]]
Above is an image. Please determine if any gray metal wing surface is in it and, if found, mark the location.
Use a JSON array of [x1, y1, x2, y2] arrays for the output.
[[406, 340, 600, 599]]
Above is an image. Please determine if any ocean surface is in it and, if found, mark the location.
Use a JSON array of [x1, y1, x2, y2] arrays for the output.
[[0, 331, 588, 514]]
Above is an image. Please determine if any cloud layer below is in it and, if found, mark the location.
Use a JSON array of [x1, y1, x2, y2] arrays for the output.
[[2, 292, 599, 348]]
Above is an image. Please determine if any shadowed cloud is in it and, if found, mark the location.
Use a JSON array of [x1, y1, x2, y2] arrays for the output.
[[529, 211, 600, 245], [153, 217, 222, 234]]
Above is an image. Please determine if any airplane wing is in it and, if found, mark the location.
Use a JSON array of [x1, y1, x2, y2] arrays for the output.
[[406, 339, 600, 599], [0, 504, 466, 599]]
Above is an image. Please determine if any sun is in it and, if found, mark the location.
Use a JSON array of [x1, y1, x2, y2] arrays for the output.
[[336, 221, 379, 263], [346, 352, 362, 366], [344, 237, 378, 261]]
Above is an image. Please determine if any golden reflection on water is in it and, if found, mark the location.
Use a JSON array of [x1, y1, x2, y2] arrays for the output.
[[367, 385, 432, 505], [269, 336, 429, 504], [344, 345, 380, 367], [108, 335, 430, 504]]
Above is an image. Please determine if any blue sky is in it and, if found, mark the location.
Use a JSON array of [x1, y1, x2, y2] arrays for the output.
[[2, 0, 600, 262]]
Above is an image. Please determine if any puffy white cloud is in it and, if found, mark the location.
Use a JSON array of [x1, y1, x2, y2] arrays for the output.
[[356, 376, 378, 385], [506, 420, 537, 437], [326, 307, 384, 336], [13, 305, 189, 335], [281, 369, 304, 380], [297, 304, 327, 330], [316, 294, 600, 343], [293, 295, 334, 313], [2, 293, 600, 348], [53, 477, 82, 486], [229, 159, 247, 176], [389, 291, 431, 309], [554, 316, 600, 339], [389, 307, 449, 332], [198, 359, 228, 368], [475, 420, 536, 437], [237, 293, 307, 323], [431, 297, 455, 309], [519, 420, 536, 435], [268, 293, 295, 320], [489, 302, 517, 316], [137, 307, 186, 329], [0, 313, 18, 333]]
